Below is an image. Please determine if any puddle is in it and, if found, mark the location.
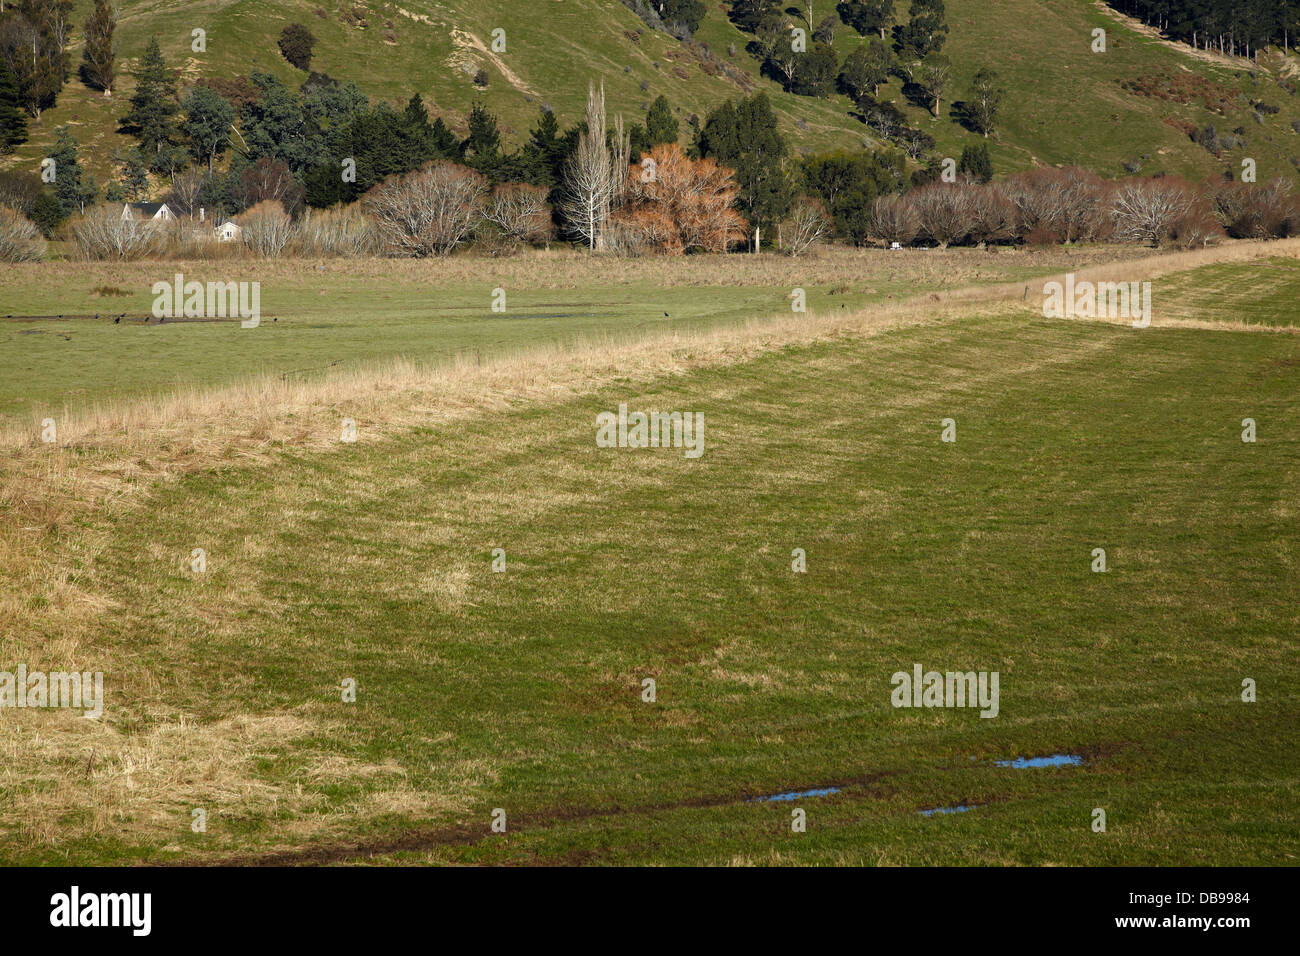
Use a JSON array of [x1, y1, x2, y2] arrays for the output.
[[751, 786, 841, 803], [919, 804, 981, 816], [995, 754, 1082, 769]]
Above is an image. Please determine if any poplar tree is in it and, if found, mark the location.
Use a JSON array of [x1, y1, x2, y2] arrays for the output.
[[80, 0, 117, 94]]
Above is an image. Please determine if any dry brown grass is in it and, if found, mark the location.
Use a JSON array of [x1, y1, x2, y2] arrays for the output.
[[0, 240, 1162, 292], [0, 707, 468, 858]]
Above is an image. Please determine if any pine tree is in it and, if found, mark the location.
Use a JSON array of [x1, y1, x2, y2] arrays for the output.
[[958, 141, 992, 183], [81, 0, 117, 94], [698, 92, 792, 249], [115, 147, 149, 200], [521, 108, 568, 184], [0, 58, 29, 150], [462, 102, 501, 162], [122, 38, 179, 156], [430, 117, 460, 159], [48, 126, 97, 216], [400, 93, 437, 165], [645, 95, 679, 145]]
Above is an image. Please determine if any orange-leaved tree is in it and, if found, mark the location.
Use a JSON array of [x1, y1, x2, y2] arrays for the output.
[[611, 143, 747, 254]]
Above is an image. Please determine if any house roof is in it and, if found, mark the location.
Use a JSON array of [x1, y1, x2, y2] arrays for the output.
[[126, 202, 174, 218]]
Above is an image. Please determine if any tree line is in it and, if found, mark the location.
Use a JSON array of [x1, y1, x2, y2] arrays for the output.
[[1105, 1, 1300, 56]]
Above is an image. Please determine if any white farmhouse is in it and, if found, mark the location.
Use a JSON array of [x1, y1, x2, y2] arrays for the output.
[[215, 219, 242, 242]]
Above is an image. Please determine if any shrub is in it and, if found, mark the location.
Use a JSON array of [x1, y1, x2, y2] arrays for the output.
[[1214, 179, 1299, 239], [70, 205, 167, 259], [611, 143, 747, 254], [278, 24, 317, 70], [293, 204, 378, 256], [240, 200, 294, 257], [0, 171, 44, 217], [0, 205, 47, 262]]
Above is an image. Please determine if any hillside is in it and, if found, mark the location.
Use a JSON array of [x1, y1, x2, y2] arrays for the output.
[[2, 0, 1300, 195]]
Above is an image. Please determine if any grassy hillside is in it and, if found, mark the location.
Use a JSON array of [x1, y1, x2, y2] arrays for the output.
[[2, 0, 870, 186], [3, 1, 1300, 193], [920, 1, 1300, 181]]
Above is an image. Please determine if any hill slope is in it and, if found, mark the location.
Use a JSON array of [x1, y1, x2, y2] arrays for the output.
[[2, 0, 1299, 190]]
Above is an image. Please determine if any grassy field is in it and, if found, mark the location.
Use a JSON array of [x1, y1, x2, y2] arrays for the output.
[[1156, 256, 1300, 326], [1, 242, 1296, 865], [0, 244, 1155, 422]]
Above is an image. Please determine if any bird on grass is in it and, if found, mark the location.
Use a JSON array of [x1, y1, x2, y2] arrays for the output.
[[113, 316, 120, 324]]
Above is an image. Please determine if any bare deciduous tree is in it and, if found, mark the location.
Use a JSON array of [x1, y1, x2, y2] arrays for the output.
[[364, 161, 487, 257], [239, 157, 303, 217], [484, 182, 554, 248], [910, 181, 977, 247], [1110, 178, 1196, 246], [164, 167, 207, 219], [998, 166, 1110, 244], [967, 185, 1017, 245], [869, 193, 920, 247], [784, 196, 832, 256], [561, 80, 617, 251]]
